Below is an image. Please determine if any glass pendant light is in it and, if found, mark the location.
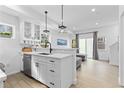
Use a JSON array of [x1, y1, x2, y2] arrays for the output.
[[43, 11, 50, 33], [58, 5, 67, 33]]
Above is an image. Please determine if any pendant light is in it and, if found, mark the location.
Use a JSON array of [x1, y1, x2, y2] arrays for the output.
[[58, 5, 67, 33], [43, 11, 50, 33]]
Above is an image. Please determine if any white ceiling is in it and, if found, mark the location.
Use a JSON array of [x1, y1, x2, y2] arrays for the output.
[[25, 5, 119, 33], [1, 5, 119, 33]]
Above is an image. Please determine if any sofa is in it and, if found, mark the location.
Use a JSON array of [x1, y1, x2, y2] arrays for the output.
[[76, 57, 82, 69], [76, 54, 86, 69]]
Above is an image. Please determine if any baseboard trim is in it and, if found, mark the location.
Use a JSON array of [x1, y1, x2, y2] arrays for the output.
[[6, 70, 20, 76]]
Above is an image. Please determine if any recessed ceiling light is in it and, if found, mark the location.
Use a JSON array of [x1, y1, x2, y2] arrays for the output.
[[91, 8, 96, 12], [96, 22, 99, 25]]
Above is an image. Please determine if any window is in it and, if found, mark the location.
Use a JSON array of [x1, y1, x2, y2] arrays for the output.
[[79, 39, 86, 54], [86, 38, 93, 58], [79, 38, 93, 59]]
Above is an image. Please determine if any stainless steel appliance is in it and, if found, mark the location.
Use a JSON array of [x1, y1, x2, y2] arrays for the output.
[[23, 54, 32, 77]]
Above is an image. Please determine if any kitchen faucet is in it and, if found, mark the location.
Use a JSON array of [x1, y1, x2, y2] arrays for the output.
[[45, 42, 53, 54]]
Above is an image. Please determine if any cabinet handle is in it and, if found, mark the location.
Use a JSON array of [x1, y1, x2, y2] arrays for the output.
[[35, 63, 39, 67], [49, 60, 55, 63], [50, 82, 55, 85], [49, 70, 55, 72]]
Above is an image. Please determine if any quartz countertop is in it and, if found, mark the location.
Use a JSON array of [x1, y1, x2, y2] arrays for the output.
[[0, 69, 7, 81], [31, 47, 78, 50], [22, 52, 72, 59]]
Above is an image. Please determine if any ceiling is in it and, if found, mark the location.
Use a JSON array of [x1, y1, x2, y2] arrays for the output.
[[2, 5, 119, 33], [25, 5, 119, 33]]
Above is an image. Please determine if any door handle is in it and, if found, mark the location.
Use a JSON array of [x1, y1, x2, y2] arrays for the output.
[[35, 63, 39, 67]]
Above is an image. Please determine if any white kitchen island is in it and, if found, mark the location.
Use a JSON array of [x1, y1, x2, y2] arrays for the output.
[[0, 69, 7, 88], [23, 52, 75, 88]]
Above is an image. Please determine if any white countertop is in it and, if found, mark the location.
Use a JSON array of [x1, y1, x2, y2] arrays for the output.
[[22, 52, 72, 59], [32, 47, 78, 50], [0, 69, 7, 81]]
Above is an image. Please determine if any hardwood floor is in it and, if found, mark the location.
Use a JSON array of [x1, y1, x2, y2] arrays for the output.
[[71, 59, 119, 88], [5, 59, 120, 88]]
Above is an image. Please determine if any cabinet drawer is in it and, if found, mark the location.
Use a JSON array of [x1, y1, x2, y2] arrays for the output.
[[47, 77, 60, 88], [33, 56, 59, 65], [47, 64, 57, 76], [33, 56, 47, 62], [48, 58, 58, 64]]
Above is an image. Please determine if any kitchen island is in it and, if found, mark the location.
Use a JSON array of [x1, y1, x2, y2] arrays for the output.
[[22, 52, 75, 88]]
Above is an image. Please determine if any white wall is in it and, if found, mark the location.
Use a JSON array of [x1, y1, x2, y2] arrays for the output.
[[97, 24, 119, 61], [50, 31, 73, 48], [80, 24, 119, 61], [0, 11, 21, 75], [119, 5, 124, 86], [79, 33, 93, 39]]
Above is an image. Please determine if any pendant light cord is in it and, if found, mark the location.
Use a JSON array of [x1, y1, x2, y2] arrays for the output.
[[61, 5, 63, 25], [45, 11, 47, 30]]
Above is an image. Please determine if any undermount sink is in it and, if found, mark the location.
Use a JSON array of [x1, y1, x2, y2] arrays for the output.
[[38, 53, 51, 55]]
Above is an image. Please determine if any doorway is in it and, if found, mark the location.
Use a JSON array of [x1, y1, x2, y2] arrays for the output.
[[79, 38, 93, 59]]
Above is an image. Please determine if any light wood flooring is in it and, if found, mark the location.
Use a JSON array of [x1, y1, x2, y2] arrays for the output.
[[5, 59, 120, 88]]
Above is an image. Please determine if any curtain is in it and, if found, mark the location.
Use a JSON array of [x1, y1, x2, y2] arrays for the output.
[[93, 32, 99, 60], [76, 34, 79, 53]]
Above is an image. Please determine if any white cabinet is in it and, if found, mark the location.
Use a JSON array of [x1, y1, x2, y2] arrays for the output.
[[31, 61, 38, 80], [20, 20, 41, 45], [34, 24, 40, 41], [31, 57, 47, 85], [37, 62, 47, 84], [24, 21, 32, 39], [31, 55, 73, 88]]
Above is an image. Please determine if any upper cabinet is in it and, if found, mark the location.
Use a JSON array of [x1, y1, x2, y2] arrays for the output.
[[24, 21, 32, 39], [34, 24, 40, 40], [20, 19, 42, 46]]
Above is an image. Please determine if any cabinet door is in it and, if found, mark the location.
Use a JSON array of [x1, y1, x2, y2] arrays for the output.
[[37, 62, 47, 84], [24, 21, 32, 39], [31, 62, 38, 80], [34, 24, 40, 40]]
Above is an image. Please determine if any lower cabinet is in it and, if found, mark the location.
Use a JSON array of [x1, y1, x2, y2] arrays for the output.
[[31, 55, 73, 88], [32, 61, 47, 85], [31, 61, 38, 80], [38, 62, 47, 84]]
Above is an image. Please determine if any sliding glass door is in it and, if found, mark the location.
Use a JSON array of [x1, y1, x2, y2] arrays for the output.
[[79, 38, 93, 59], [86, 38, 93, 58], [79, 39, 86, 54]]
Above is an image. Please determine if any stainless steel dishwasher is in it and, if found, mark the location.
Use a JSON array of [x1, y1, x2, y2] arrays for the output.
[[23, 54, 32, 77]]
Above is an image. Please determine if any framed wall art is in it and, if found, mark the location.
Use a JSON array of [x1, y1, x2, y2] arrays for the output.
[[57, 39, 67, 46], [0, 23, 14, 38], [97, 37, 105, 49]]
